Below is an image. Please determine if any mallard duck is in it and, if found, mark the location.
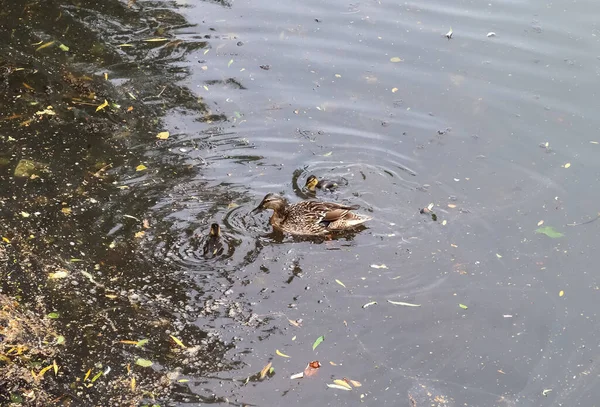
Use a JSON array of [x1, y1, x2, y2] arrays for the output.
[[251, 193, 372, 236], [305, 175, 340, 192], [203, 223, 224, 258]]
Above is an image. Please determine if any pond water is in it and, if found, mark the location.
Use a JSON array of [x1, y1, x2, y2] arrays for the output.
[[2, 0, 600, 405]]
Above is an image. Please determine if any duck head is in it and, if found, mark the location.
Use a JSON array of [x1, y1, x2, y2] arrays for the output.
[[304, 175, 318, 191], [251, 193, 287, 214]]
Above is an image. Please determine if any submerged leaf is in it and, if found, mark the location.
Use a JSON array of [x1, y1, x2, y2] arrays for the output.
[[312, 335, 324, 351], [36, 41, 55, 52], [370, 264, 388, 269], [59, 43, 70, 51], [290, 372, 304, 379], [535, 226, 564, 238], [390, 57, 403, 63], [459, 303, 468, 310], [156, 131, 170, 140], [335, 279, 346, 288], [135, 164, 147, 171], [276, 349, 290, 358]]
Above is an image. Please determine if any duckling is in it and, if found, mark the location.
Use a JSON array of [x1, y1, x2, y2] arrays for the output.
[[203, 223, 224, 258], [305, 175, 340, 192], [252, 193, 371, 236]]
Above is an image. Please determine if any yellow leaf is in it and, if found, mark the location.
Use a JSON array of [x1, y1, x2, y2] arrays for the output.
[[131, 376, 136, 391], [21, 211, 31, 218], [2, 237, 10, 243], [564, 163, 571, 168], [335, 74, 341, 78], [135, 164, 147, 171], [49, 270, 68, 279], [260, 362, 272, 379], [61, 207, 72, 215], [348, 379, 362, 387], [333, 379, 353, 390], [53, 360, 59, 375], [119, 340, 139, 345], [134, 231, 145, 238], [35, 41, 55, 52], [170, 335, 186, 349], [392, 87, 398, 93], [38, 365, 53, 378], [143, 38, 169, 42], [276, 349, 290, 358], [156, 131, 170, 140], [559, 290, 564, 297], [335, 279, 346, 288], [96, 99, 109, 112], [84, 368, 91, 381], [537, 220, 544, 226], [447, 204, 456, 208], [390, 57, 403, 63], [104, 72, 108, 80]]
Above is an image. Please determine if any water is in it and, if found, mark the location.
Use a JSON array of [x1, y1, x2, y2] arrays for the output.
[[1, 0, 600, 405]]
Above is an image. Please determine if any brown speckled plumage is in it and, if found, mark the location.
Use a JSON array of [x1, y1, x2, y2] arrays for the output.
[[252, 193, 372, 235]]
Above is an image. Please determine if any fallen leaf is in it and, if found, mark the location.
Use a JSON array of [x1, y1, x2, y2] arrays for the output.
[[542, 389, 552, 396], [136, 164, 147, 171], [333, 379, 353, 390], [390, 57, 403, 63], [134, 231, 145, 238], [496, 253, 503, 258], [335, 279, 346, 288], [95, 99, 109, 112], [21, 212, 31, 218], [131, 376, 136, 391], [312, 335, 324, 351], [535, 226, 564, 238], [459, 303, 468, 310], [36, 41, 55, 52], [370, 264, 387, 269], [49, 270, 68, 279], [260, 362, 272, 379], [59, 43, 69, 51], [387, 300, 421, 307], [487, 32, 496, 37], [303, 360, 321, 377], [228, 59, 234, 67], [327, 383, 352, 391], [156, 131, 170, 140], [564, 163, 571, 168], [559, 290, 564, 297], [135, 358, 153, 367], [276, 349, 290, 358], [346, 378, 362, 387], [392, 87, 398, 93], [323, 151, 333, 157], [362, 301, 377, 309], [537, 220, 544, 226], [170, 335, 186, 349], [143, 38, 169, 42], [290, 372, 304, 379], [288, 319, 302, 327]]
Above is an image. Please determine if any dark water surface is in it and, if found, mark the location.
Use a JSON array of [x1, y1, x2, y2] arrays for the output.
[[2, 0, 600, 405]]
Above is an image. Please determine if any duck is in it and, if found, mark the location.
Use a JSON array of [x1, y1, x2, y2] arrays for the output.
[[203, 223, 224, 258], [251, 193, 372, 236], [304, 175, 341, 192]]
